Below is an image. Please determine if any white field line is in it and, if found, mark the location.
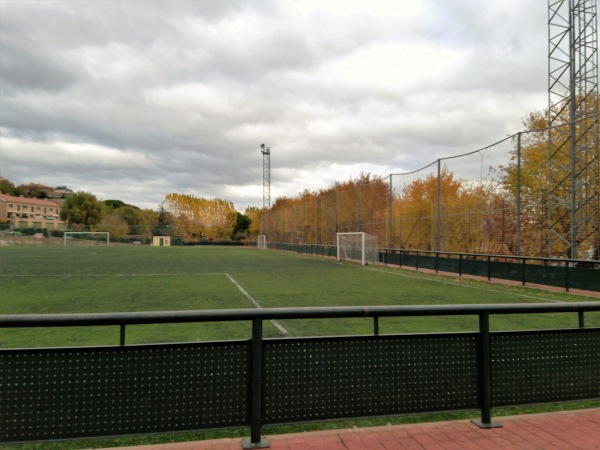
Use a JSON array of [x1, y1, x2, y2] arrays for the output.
[[224, 273, 289, 336], [361, 266, 572, 303]]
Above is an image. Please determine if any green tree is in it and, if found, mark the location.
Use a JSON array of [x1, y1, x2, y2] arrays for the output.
[[60, 191, 104, 226], [0, 178, 25, 196], [154, 204, 172, 236], [229, 212, 252, 240], [98, 214, 129, 239]]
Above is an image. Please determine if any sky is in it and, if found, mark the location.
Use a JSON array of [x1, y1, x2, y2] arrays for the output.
[[0, 0, 549, 211]]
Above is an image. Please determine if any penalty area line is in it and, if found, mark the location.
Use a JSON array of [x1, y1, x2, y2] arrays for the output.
[[224, 273, 290, 336]]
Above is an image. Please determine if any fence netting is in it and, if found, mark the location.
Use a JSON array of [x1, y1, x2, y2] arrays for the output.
[[261, 125, 599, 260]]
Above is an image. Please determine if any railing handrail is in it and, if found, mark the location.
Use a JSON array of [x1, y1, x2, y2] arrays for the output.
[[381, 247, 600, 265], [270, 241, 600, 264], [1, 302, 599, 328]]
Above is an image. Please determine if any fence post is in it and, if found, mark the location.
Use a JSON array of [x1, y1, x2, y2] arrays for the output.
[[472, 313, 502, 429], [243, 318, 270, 449]]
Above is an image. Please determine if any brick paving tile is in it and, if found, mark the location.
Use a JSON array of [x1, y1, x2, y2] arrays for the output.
[[108, 408, 600, 450]]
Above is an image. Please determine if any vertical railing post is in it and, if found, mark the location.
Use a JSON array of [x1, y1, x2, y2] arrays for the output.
[[565, 260, 570, 292], [374, 316, 379, 336], [521, 257, 527, 286], [516, 132, 522, 257], [578, 311, 585, 328], [120, 324, 126, 346], [243, 318, 270, 448], [472, 313, 501, 429]]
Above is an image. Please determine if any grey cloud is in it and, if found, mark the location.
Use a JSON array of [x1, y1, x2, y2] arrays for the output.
[[0, 0, 552, 210]]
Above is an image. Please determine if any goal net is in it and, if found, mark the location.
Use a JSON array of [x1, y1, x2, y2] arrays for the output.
[[257, 235, 267, 250], [337, 232, 378, 265], [64, 232, 110, 246]]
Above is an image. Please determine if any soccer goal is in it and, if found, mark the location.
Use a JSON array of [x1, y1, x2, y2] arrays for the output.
[[337, 232, 378, 265], [257, 235, 267, 250], [64, 232, 110, 246]]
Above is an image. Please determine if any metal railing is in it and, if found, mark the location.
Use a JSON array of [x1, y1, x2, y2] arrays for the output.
[[265, 242, 600, 292], [1, 303, 599, 447]]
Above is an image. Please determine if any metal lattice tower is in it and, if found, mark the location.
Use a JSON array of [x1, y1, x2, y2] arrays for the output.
[[547, 0, 599, 259], [260, 144, 271, 209]]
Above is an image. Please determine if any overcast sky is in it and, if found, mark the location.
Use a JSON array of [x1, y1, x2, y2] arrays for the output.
[[0, 0, 549, 211]]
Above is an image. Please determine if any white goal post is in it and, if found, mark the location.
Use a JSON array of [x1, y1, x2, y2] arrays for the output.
[[336, 232, 378, 265], [64, 232, 110, 246], [257, 235, 267, 250]]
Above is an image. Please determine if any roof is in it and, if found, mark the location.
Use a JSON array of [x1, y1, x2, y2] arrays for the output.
[[0, 193, 61, 208]]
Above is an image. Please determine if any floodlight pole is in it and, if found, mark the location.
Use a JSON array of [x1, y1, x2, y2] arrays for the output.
[[260, 144, 271, 210]]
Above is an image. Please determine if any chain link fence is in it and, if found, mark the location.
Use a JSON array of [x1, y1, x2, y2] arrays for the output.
[[261, 123, 599, 260]]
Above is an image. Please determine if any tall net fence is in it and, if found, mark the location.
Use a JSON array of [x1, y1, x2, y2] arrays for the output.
[[260, 122, 599, 260]]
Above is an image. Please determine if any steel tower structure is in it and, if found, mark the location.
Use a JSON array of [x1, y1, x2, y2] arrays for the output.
[[547, 0, 599, 259], [260, 144, 271, 209]]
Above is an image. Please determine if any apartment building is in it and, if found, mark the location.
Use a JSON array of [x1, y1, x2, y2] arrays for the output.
[[0, 193, 64, 230]]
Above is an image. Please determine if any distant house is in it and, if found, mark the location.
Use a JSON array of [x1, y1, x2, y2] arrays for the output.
[[0, 193, 65, 230], [52, 186, 74, 198]]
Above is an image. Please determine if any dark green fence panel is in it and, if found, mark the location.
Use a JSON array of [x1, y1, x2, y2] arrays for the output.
[[524, 264, 565, 288], [437, 257, 460, 273], [488, 261, 522, 283], [384, 251, 401, 266], [460, 258, 488, 278], [491, 329, 600, 406], [0, 342, 251, 442], [402, 253, 418, 268], [417, 254, 437, 270], [571, 267, 600, 291], [262, 334, 480, 424]]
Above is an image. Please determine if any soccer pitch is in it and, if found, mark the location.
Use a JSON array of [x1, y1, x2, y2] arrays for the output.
[[0, 245, 598, 348]]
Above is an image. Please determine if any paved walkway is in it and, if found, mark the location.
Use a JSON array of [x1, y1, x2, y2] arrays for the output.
[[106, 408, 600, 450]]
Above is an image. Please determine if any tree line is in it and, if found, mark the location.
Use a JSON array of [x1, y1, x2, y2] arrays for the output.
[[263, 97, 599, 259]]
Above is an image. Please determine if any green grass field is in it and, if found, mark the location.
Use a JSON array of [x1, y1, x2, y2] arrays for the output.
[[1, 245, 598, 349], [2, 245, 600, 449]]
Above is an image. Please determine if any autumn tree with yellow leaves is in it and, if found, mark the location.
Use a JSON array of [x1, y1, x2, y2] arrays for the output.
[[162, 194, 236, 239]]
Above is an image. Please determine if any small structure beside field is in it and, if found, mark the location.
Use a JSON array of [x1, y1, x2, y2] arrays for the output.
[[152, 236, 171, 246]]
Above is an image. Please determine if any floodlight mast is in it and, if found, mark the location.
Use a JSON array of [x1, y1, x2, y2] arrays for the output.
[[260, 144, 271, 209], [547, 0, 599, 259]]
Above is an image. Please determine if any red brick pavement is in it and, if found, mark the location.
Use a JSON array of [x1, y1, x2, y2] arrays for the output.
[[105, 408, 600, 450]]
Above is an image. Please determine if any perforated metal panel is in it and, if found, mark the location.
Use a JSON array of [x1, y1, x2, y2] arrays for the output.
[[492, 329, 600, 406], [0, 342, 251, 442], [262, 334, 479, 424]]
